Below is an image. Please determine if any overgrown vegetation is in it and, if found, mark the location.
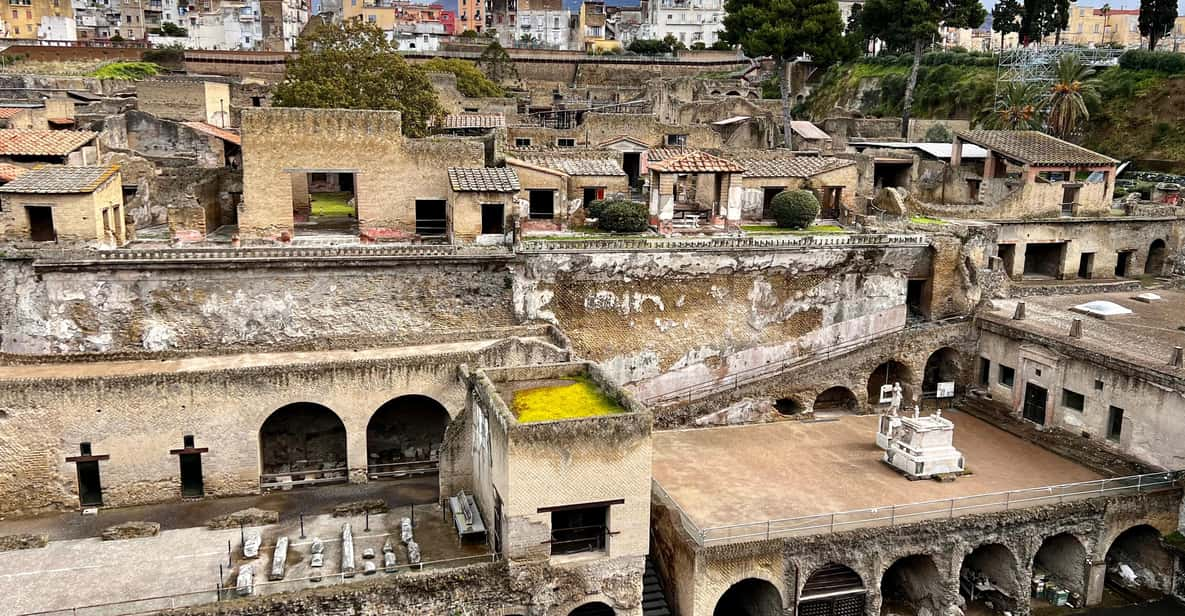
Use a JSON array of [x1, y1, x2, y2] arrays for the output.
[[142, 43, 185, 70], [510, 377, 624, 423], [89, 61, 162, 80], [310, 192, 355, 217], [421, 58, 504, 98]]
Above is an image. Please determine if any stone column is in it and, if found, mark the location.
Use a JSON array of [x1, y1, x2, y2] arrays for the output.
[[1085, 561, 1107, 605]]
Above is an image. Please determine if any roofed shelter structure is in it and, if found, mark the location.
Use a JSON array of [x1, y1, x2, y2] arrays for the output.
[[0, 165, 125, 245], [506, 150, 629, 231], [647, 148, 745, 233], [952, 130, 1117, 219], [726, 152, 857, 221], [447, 166, 520, 243], [0, 129, 100, 166]]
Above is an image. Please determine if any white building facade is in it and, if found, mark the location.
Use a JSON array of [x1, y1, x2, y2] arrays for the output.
[[639, 0, 723, 47], [512, 8, 570, 49]]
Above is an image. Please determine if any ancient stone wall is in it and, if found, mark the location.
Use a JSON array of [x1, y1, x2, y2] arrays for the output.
[[995, 218, 1183, 281]]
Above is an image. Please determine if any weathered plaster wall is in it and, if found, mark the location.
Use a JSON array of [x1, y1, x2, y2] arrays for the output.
[[0, 257, 516, 354], [995, 218, 1182, 281]]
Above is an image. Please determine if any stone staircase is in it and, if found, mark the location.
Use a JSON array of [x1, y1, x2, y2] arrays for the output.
[[643, 557, 672, 616]]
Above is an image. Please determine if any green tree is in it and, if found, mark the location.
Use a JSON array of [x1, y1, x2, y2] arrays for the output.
[[978, 81, 1043, 130], [722, 0, 850, 149], [1045, 53, 1099, 139], [477, 40, 518, 84], [628, 38, 673, 54], [662, 33, 688, 51], [769, 189, 820, 229], [272, 21, 444, 138], [422, 58, 504, 97], [1051, 0, 1070, 43], [159, 22, 188, 37], [860, 0, 985, 139], [991, 0, 1021, 50], [1138, 0, 1176, 50]]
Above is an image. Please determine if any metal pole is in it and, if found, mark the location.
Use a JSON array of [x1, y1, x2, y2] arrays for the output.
[[239, 521, 244, 547], [227, 539, 232, 567], [365, 510, 370, 532], [411, 504, 415, 528], [300, 513, 305, 539], [218, 565, 224, 601]]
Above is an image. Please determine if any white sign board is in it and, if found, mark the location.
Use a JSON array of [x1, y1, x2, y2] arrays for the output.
[[936, 382, 955, 398], [879, 384, 895, 404]]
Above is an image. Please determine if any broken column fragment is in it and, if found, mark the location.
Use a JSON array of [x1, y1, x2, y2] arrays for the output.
[[269, 536, 288, 581], [341, 523, 356, 578]]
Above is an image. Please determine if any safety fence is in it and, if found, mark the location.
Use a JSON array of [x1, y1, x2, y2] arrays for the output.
[[518, 233, 929, 253]]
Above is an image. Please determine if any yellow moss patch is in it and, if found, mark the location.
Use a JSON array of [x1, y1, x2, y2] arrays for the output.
[[511, 377, 624, 423]]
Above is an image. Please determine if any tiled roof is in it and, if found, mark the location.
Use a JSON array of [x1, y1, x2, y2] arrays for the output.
[[0, 163, 28, 182], [0, 108, 28, 120], [514, 153, 625, 176], [647, 147, 692, 162], [441, 113, 506, 130], [0, 164, 118, 194], [0, 129, 97, 156], [448, 167, 520, 192], [597, 134, 651, 149], [956, 130, 1116, 167], [733, 156, 854, 178], [182, 121, 241, 145], [649, 150, 746, 173]]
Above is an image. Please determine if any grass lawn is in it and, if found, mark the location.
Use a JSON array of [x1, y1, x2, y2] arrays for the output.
[[526, 225, 653, 240], [909, 215, 947, 225], [310, 191, 355, 217], [742, 224, 848, 235], [510, 377, 624, 423]]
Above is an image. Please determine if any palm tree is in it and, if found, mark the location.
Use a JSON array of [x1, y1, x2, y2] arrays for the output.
[[1045, 54, 1100, 139], [978, 82, 1044, 130]]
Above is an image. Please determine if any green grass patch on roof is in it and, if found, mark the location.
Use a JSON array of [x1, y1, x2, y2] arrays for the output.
[[909, 215, 947, 225], [89, 61, 161, 80], [510, 376, 624, 423], [311, 191, 355, 217]]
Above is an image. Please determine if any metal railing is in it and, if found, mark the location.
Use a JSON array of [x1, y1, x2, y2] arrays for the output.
[[660, 471, 1182, 547], [366, 459, 439, 480], [259, 466, 349, 490], [30, 244, 518, 267], [517, 233, 929, 253]]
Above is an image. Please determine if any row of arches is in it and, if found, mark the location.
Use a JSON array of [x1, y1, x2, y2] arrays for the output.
[[258, 395, 450, 486], [712, 525, 1175, 616], [778, 347, 964, 417]]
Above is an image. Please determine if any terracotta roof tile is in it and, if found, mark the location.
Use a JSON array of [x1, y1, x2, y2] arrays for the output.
[[647, 147, 692, 162], [0, 129, 97, 156], [956, 130, 1116, 167], [441, 113, 506, 129], [513, 152, 625, 176], [0, 108, 28, 120], [649, 150, 746, 173], [0, 163, 28, 182], [182, 121, 241, 146], [733, 156, 854, 178], [448, 167, 520, 192], [0, 164, 118, 194]]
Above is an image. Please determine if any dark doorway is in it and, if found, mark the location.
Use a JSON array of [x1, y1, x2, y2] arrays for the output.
[[906, 279, 927, 320], [415, 199, 447, 238], [297, 171, 357, 236], [1107, 405, 1124, 441], [997, 244, 1016, 278], [1023, 243, 1065, 279], [179, 453, 204, 498], [529, 189, 555, 219], [259, 403, 348, 488], [922, 347, 961, 396], [481, 203, 505, 235], [762, 187, 785, 214], [1033, 533, 1088, 597], [713, 578, 783, 616], [869, 360, 914, 407], [582, 186, 604, 207], [960, 544, 1022, 615], [873, 161, 911, 189], [569, 603, 614, 616], [366, 395, 449, 485], [881, 555, 942, 616], [1061, 185, 1080, 216], [1104, 526, 1175, 594], [978, 357, 991, 386], [799, 563, 866, 616], [622, 152, 641, 184], [820, 186, 843, 219], [1115, 250, 1133, 278], [26, 206, 56, 242], [1022, 383, 1047, 425], [1077, 252, 1094, 279], [1145, 239, 1166, 276], [813, 387, 858, 416], [77, 461, 102, 507], [550, 504, 608, 555]]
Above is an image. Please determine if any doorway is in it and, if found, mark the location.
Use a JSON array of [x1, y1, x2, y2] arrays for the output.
[[1022, 383, 1047, 425], [26, 206, 56, 242], [1060, 185, 1080, 216], [997, 244, 1016, 278], [622, 152, 641, 185], [481, 203, 505, 235], [1077, 252, 1094, 279], [1023, 243, 1065, 279], [582, 186, 604, 207], [179, 453, 204, 498], [1115, 250, 1133, 278], [528, 190, 555, 219], [414, 200, 447, 238], [77, 461, 102, 506], [820, 186, 843, 219], [296, 171, 357, 236], [762, 187, 784, 215]]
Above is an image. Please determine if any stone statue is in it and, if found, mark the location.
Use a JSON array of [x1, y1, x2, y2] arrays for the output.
[[889, 382, 903, 416], [912, 404, 921, 419]]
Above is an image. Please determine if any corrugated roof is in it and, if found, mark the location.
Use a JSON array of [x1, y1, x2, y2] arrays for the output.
[[513, 153, 625, 176], [441, 113, 506, 130], [733, 156, 855, 178], [956, 130, 1116, 167], [447, 167, 520, 192], [851, 141, 988, 160], [0, 130, 97, 156], [790, 121, 831, 141], [182, 121, 241, 145], [0, 164, 118, 194], [649, 150, 746, 173]]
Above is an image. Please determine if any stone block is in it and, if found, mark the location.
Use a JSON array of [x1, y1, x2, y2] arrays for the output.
[[363, 560, 377, 575], [100, 521, 160, 541], [236, 565, 254, 596], [207, 508, 279, 529], [243, 529, 261, 558], [332, 499, 389, 517], [269, 536, 288, 581], [0, 533, 48, 551], [341, 523, 356, 578], [383, 550, 398, 573]]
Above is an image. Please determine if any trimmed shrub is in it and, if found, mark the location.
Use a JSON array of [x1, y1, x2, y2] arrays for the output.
[[598, 200, 649, 232], [768, 189, 820, 229], [586, 198, 612, 220]]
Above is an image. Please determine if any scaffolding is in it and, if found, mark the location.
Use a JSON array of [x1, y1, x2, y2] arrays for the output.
[[994, 45, 1125, 104]]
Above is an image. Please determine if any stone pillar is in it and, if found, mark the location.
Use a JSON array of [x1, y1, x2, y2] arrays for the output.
[[346, 417, 369, 485], [1085, 561, 1107, 605]]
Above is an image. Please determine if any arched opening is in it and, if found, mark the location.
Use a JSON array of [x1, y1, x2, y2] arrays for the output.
[[799, 563, 866, 616], [1104, 525, 1175, 595], [775, 397, 804, 416], [366, 395, 449, 481], [1032, 532, 1087, 607], [960, 543, 1023, 614], [714, 578, 782, 616], [880, 554, 943, 616], [569, 602, 615, 616], [259, 403, 347, 488], [813, 386, 859, 416], [922, 347, 962, 398], [1145, 239, 1167, 276], [868, 360, 914, 408], [726, 90, 741, 96]]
